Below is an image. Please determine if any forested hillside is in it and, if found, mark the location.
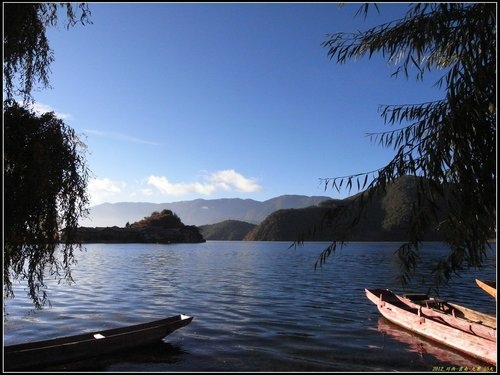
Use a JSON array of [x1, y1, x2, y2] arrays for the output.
[[199, 220, 257, 240], [244, 176, 448, 241]]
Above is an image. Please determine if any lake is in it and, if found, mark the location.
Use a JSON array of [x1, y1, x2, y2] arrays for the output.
[[3, 241, 497, 372]]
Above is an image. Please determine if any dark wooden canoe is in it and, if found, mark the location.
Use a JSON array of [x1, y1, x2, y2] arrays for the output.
[[365, 288, 496, 365], [4, 314, 193, 371]]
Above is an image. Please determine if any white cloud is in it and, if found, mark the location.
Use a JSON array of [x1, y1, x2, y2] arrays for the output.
[[21, 101, 72, 120], [88, 178, 126, 205], [85, 170, 262, 206], [146, 176, 216, 196], [141, 188, 154, 196], [147, 169, 262, 197], [209, 169, 262, 193]]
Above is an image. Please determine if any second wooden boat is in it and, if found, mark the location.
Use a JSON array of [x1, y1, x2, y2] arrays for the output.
[[4, 314, 193, 371], [476, 279, 496, 299]]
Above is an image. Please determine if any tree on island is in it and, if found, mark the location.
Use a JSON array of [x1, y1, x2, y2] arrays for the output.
[[131, 210, 184, 229], [312, 3, 495, 288], [3, 3, 92, 309]]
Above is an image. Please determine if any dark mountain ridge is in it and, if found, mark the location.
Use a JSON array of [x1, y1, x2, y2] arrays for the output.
[[244, 176, 447, 241]]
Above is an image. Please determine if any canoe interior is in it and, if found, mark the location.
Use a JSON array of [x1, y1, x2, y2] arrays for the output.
[[401, 293, 496, 329]]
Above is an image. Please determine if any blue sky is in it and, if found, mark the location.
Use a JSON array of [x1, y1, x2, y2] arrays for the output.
[[26, 3, 446, 206]]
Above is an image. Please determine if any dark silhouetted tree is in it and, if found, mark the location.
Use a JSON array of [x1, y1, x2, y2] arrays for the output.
[[131, 210, 184, 229], [4, 103, 90, 308], [3, 3, 92, 309], [314, 3, 496, 288]]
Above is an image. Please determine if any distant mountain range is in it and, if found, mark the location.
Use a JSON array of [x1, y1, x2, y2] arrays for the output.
[[79, 176, 469, 242], [80, 195, 332, 227]]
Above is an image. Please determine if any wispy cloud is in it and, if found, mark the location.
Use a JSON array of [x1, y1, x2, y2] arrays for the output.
[[20, 101, 72, 120], [147, 169, 262, 197], [83, 129, 163, 146]]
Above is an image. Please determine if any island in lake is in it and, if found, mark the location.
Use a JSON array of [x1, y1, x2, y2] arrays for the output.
[[71, 209, 205, 244]]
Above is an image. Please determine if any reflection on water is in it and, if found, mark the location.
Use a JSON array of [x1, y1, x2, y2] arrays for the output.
[[375, 317, 490, 368], [3, 242, 497, 372], [41, 341, 186, 372]]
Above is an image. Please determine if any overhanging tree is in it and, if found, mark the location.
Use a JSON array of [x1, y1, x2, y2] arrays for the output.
[[315, 3, 496, 288], [4, 103, 90, 308], [3, 2, 91, 103], [3, 3, 92, 309]]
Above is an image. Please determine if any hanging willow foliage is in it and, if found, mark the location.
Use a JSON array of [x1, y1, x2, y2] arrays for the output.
[[3, 3, 92, 309], [313, 3, 496, 289], [3, 3, 92, 103], [4, 103, 90, 309]]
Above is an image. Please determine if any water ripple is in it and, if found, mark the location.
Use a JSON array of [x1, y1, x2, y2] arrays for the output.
[[4, 241, 496, 371]]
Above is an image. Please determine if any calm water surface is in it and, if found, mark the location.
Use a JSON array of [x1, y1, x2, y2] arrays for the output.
[[3, 241, 497, 372]]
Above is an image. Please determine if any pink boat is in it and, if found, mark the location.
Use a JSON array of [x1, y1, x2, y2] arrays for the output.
[[365, 288, 496, 366]]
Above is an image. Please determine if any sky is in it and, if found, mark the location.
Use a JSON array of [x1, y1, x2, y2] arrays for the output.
[[21, 3, 446, 206]]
